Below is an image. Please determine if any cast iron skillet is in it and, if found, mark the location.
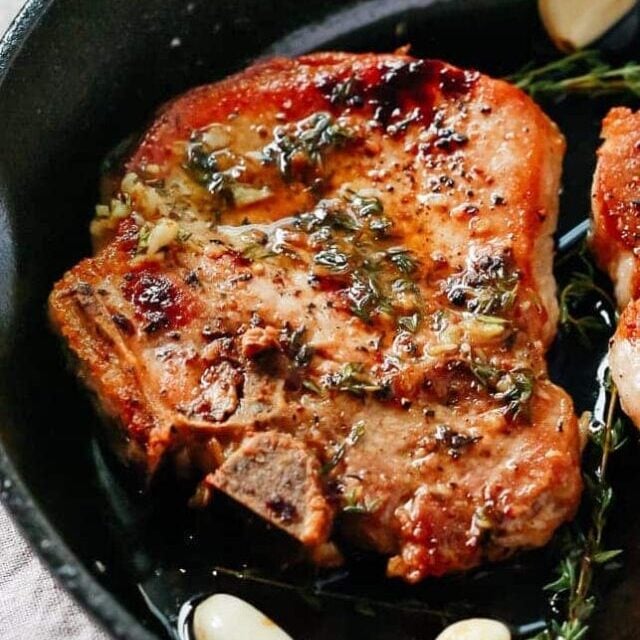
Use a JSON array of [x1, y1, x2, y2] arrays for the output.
[[2, 1, 640, 638]]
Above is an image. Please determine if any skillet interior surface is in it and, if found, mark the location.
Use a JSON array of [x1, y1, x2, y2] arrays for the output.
[[1, 0, 640, 638]]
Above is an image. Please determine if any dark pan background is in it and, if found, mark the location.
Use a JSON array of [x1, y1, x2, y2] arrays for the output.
[[1, 0, 640, 638]]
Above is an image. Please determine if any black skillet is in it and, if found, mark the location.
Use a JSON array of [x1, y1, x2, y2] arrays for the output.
[[1, 0, 640, 638]]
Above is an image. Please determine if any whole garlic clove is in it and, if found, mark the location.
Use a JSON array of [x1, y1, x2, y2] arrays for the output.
[[193, 593, 293, 640], [435, 618, 511, 640], [539, 0, 636, 52]]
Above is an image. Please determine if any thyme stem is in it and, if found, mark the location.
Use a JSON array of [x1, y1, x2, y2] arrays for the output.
[[508, 50, 640, 99], [599, 384, 618, 488], [570, 385, 618, 623]]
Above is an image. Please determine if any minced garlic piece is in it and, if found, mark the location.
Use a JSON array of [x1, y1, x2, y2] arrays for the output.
[[146, 219, 180, 256]]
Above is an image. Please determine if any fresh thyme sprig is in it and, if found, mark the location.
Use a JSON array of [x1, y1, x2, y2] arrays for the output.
[[560, 272, 615, 346], [508, 50, 640, 99], [557, 242, 615, 346], [528, 241, 625, 639], [532, 381, 626, 640]]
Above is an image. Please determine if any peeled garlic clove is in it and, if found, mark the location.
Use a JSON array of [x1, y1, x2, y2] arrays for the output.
[[538, 0, 636, 52], [436, 618, 511, 640], [193, 593, 293, 640]]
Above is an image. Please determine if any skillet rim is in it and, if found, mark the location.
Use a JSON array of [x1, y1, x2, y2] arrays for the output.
[[0, 1, 158, 638]]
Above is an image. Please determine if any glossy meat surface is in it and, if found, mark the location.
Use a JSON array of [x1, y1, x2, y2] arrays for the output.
[[592, 108, 640, 308], [49, 52, 580, 581], [592, 108, 640, 426]]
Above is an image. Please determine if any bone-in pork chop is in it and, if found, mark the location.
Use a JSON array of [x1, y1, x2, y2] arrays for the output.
[[49, 52, 581, 582]]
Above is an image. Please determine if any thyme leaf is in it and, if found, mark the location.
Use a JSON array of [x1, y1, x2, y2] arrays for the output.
[[296, 206, 360, 233], [280, 324, 314, 368], [444, 253, 518, 316], [322, 362, 382, 397], [342, 488, 380, 514], [343, 189, 384, 218], [184, 138, 242, 206], [262, 112, 354, 179], [348, 267, 393, 323], [326, 77, 364, 107], [322, 421, 366, 474], [470, 360, 534, 418], [560, 272, 614, 345], [398, 312, 421, 333], [314, 246, 350, 272], [241, 242, 277, 261], [386, 247, 417, 274], [302, 378, 324, 396]]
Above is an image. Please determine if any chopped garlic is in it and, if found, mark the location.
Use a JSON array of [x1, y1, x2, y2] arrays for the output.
[[435, 618, 511, 640], [110, 198, 130, 219], [417, 192, 447, 207], [120, 171, 174, 219], [202, 123, 231, 150], [463, 316, 507, 344], [245, 150, 265, 162], [146, 219, 180, 255], [121, 172, 139, 194], [539, 0, 635, 52], [89, 218, 114, 247], [94, 198, 130, 221], [91, 197, 133, 250], [95, 204, 110, 219], [231, 184, 273, 208], [440, 322, 464, 345], [339, 184, 382, 199], [427, 343, 459, 357], [193, 593, 293, 640]]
